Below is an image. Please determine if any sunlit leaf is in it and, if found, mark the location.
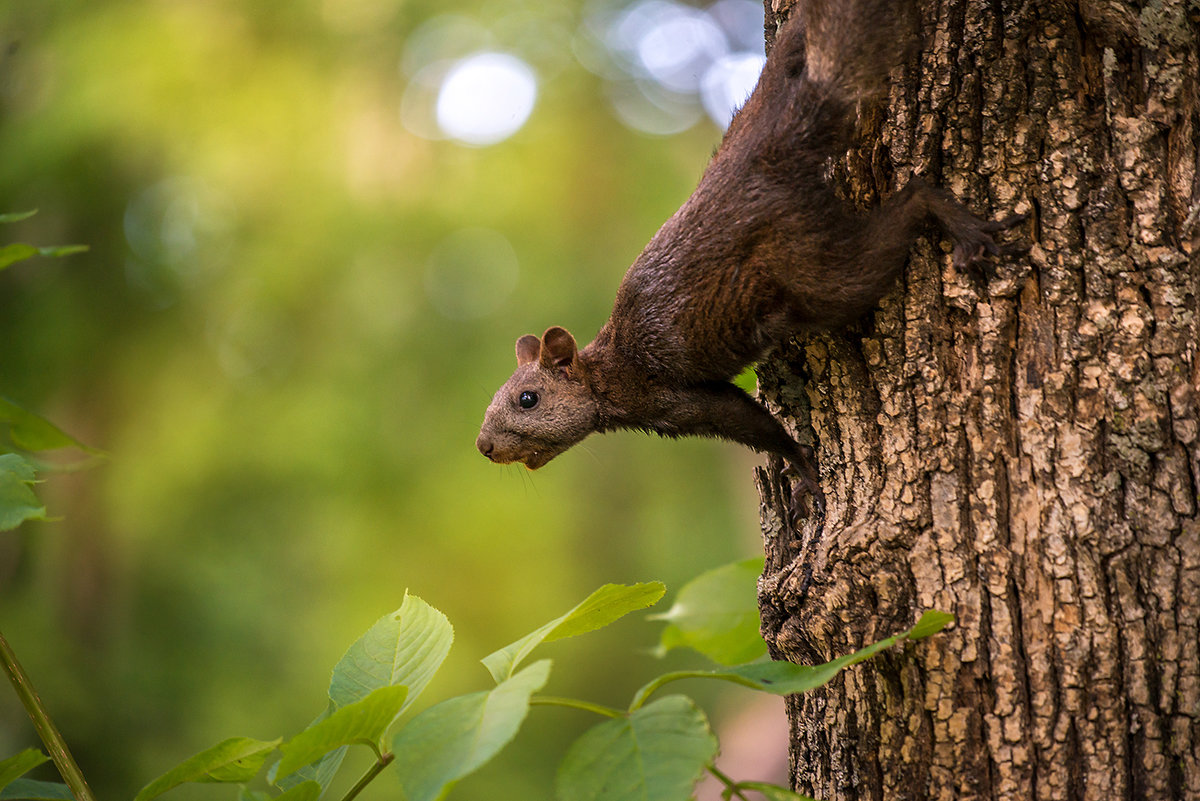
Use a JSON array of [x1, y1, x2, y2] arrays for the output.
[[651, 558, 765, 665], [0, 244, 38, 271], [0, 398, 97, 453], [0, 779, 75, 801], [482, 582, 664, 683], [0, 240, 85, 270], [908, 610, 954, 640], [733, 366, 758, 393], [556, 695, 717, 801], [276, 685, 408, 778], [0, 454, 46, 531], [329, 594, 452, 709], [390, 660, 550, 801], [133, 737, 280, 801], [0, 751, 47, 793]]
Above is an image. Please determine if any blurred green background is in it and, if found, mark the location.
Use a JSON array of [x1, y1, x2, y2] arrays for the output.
[[0, 1, 772, 799]]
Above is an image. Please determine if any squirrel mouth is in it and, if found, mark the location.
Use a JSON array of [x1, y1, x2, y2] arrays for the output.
[[522, 443, 572, 470], [522, 450, 554, 470], [479, 440, 563, 470]]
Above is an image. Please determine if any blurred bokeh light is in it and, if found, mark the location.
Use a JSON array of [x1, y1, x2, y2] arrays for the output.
[[402, 0, 765, 142], [435, 53, 537, 146]]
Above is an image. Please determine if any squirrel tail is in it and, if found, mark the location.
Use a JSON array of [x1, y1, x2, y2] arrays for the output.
[[797, 0, 917, 103], [739, 0, 916, 164]]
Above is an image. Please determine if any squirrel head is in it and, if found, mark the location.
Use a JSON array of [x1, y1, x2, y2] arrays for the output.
[[476, 326, 599, 470]]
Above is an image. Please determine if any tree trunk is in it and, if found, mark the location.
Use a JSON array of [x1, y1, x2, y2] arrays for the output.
[[755, 2, 1200, 800]]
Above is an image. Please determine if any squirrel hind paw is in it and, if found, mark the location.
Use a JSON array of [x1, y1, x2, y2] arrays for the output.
[[789, 476, 826, 524], [781, 451, 826, 523]]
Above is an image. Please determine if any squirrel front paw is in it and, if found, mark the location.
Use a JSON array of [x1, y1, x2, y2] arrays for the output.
[[950, 212, 1029, 284], [910, 177, 1029, 284]]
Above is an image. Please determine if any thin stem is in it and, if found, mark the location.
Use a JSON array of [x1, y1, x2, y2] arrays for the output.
[[530, 696, 624, 718], [0, 630, 96, 801], [338, 752, 394, 801], [707, 765, 751, 801], [628, 670, 723, 711]]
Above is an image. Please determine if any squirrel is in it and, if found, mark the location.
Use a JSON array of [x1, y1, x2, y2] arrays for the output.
[[475, 0, 1025, 518]]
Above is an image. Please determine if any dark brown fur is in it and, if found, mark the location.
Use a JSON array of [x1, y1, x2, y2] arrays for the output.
[[476, 0, 1025, 517]]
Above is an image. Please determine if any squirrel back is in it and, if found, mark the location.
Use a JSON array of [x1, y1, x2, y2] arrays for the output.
[[593, 0, 917, 387]]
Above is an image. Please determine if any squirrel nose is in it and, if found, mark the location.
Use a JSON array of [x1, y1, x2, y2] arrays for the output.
[[476, 434, 495, 460]]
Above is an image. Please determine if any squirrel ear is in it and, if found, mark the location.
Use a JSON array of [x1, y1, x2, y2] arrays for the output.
[[539, 326, 580, 374], [515, 335, 541, 366]]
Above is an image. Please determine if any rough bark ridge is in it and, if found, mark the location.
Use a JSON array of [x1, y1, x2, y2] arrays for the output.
[[755, 1, 1200, 799]]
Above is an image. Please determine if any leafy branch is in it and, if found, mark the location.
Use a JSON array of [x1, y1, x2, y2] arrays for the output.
[[2, 572, 953, 801], [1, 210, 97, 801], [0, 635, 97, 801], [0, 210, 87, 272]]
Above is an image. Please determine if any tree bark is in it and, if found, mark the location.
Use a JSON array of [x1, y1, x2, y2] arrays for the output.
[[755, 1, 1200, 800]]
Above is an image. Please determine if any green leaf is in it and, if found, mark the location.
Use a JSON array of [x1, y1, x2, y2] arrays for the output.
[[633, 611, 956, 706], [329, 594, 452, 709], [0, 751, 48, 793], [0, 454, 47, 531], [277, 596, 451, 791], [0, 454, 36, 482], [0, 780, 75, 801], [0, 211, 38, 224], [482, 582, 665, 683], [556, 695, 717, 801], [732, 366, 758, 394], [732, 782, 816, 801], [0, 244, 38, 271], [133, 737, 281, 801], [717, 636, 902, 696], [391, 660, 550, 801], [272, 708, 346, 792], [650, 558, 766, 665], [276, 685, 408, 778], [275, 750, 344, 794], [238, 789, 272, 801], [0, 233, 86, 270], [273, 781, 321, 801], [0, 398, 97, 453], [908, 610, 954, 640], [37, 245, 88, 259]]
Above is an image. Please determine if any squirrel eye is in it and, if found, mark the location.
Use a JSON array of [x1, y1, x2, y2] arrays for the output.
[[518, 390, 539, 409]]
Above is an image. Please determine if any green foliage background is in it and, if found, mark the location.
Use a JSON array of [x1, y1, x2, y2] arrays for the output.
[[0, 1, 763, 799]]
